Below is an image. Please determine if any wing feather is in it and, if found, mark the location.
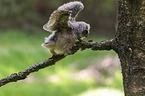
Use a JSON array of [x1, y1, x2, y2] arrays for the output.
[[57, 1, 84, 21], [43, 1, 84, 32], [43, 10, 71, 32]]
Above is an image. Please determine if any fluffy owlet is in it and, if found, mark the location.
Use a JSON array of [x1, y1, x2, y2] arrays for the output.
[[42, 1, 90, 55]]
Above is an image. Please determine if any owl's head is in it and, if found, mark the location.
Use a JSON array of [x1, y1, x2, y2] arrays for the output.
[[77, 22, 90, 38], [58, 1, 84, 19], [69, 21, 90, 38]]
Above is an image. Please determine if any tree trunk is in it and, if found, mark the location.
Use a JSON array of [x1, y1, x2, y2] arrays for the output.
[[114, 0, 145, 96]]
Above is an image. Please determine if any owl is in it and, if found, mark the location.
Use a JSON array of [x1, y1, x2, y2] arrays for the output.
[[42, 1, 90, 55]]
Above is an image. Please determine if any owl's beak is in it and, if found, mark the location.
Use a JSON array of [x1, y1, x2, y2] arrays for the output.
[[84, 34, 88, 37]]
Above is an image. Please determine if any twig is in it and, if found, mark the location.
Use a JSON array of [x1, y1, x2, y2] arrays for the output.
[[0, 39, 114, 87]]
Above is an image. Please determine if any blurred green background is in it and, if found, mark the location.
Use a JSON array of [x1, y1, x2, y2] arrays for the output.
[[0, 0, 124, 96]]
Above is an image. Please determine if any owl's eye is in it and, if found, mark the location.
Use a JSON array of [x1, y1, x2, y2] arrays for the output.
[[82, 30, 88, 37]]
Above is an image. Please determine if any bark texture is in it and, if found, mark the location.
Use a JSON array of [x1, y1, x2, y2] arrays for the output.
[[114, 0, 145, 96]]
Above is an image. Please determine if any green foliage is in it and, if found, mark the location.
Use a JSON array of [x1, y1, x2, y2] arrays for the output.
[[0, 81, 96, 96], [0, 30, 123, 96]]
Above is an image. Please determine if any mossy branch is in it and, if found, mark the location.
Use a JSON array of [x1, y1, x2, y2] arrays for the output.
[[0, 39, 114, 87]]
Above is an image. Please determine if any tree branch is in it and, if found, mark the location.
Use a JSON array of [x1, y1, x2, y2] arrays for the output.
[[0, 39, 114, 87]]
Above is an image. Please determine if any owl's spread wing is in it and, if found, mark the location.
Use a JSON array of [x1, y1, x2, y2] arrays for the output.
[[57, 1, 84, 22], [43, 1, 84, 32], [43, 10, 71, 32]]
